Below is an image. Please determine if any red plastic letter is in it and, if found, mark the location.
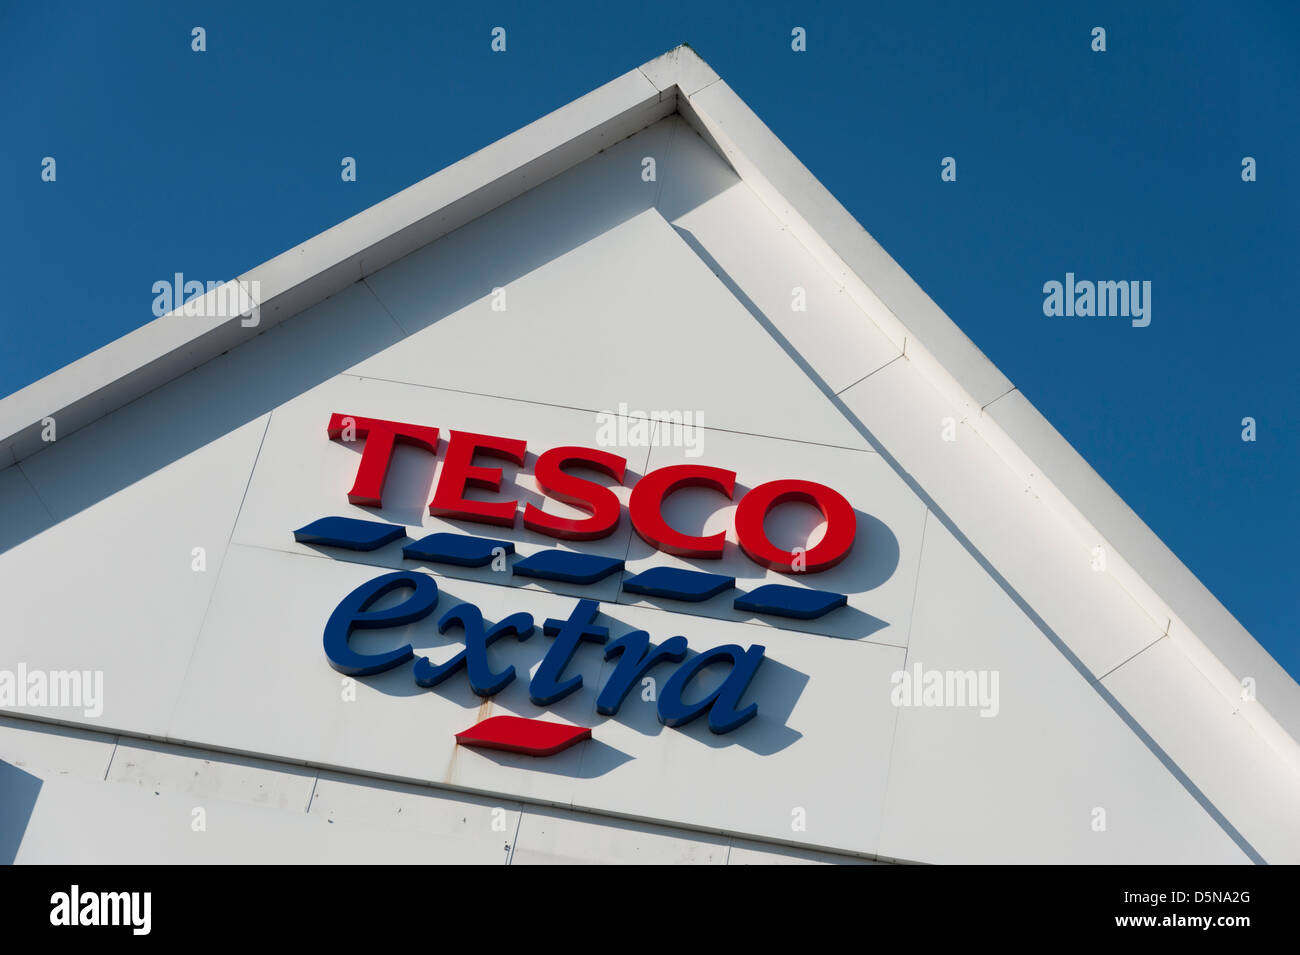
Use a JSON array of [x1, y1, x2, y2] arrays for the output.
[[628, 464, 736, 559], [327, 413, 440, 508], [734, 479, 856, 573], [429, 430, 528, 528], [523, 446, 627, 541]]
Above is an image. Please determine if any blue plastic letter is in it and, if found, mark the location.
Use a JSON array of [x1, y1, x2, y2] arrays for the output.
[[414, 604, 534, 697], [323, 571, 439, 676], [596, 630, 688, 716], [529, 599, 608, 706], [657, 644, 766, 734]]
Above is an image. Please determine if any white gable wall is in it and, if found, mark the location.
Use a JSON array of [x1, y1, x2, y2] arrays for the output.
[[1, 72, 1296, 864]]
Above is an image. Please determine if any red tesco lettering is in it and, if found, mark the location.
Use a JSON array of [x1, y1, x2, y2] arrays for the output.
[[327, 414, 856, 573]]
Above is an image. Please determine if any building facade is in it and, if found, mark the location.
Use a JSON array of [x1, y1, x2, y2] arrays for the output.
[[2, 47, 1297, 864]]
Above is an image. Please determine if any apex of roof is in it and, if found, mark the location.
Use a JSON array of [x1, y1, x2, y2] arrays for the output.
[[638, 44, 722, 97]]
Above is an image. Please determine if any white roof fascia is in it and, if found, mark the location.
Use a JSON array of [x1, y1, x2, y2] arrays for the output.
[[672, 59, 1300, 771], [0, 66, 672, 465]]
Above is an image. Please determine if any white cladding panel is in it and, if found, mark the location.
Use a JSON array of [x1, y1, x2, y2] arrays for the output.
[[2, 116, 1294, 863]]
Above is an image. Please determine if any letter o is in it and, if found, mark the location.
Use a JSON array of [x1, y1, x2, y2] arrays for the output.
[[734, 479, 856, 572]]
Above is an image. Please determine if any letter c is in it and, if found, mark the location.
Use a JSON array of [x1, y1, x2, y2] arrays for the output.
[[629, 464, 736, 559]]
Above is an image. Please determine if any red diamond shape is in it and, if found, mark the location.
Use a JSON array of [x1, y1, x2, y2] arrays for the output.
[[455, 715, 592, 757]]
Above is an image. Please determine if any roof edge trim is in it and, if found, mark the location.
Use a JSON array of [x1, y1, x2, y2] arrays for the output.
[[673, 69, 1300, 772], [0, 61, 675, 464]]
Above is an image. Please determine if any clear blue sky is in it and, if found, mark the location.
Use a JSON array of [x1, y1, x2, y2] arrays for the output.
[[2, 1, 1296, 678]]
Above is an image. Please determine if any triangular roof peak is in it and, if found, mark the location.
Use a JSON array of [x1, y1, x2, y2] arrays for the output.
[[3, 46, 1298, 799]]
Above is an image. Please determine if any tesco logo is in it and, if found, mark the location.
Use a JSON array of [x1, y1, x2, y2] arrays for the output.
[[328, 413, 858, 574]]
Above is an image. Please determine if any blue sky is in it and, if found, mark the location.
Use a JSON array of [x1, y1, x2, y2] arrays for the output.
[[2, 1, 1296, 678]]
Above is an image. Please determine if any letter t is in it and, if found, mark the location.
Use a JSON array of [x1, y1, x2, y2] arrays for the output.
[[328, 413, 440, 507], [530, 599, 609, 706]]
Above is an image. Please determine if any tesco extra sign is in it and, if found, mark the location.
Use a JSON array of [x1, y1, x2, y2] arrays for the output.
[[302, 413, 863, 753], [326, 413, 858, 573]]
